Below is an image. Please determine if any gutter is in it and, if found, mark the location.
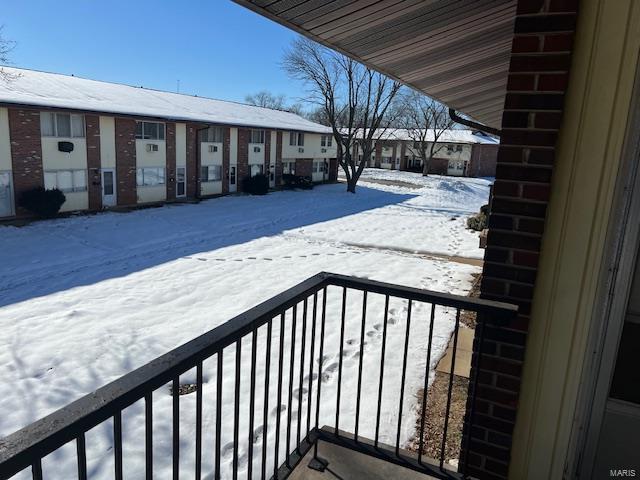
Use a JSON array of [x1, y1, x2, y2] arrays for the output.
[[449, 108, 501, 138]]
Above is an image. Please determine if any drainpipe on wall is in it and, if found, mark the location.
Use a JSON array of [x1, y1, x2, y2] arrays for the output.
[[448, 108, 501, 138]]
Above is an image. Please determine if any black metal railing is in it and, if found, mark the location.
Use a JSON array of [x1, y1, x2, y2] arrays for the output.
[[0, 272, 517, 480]]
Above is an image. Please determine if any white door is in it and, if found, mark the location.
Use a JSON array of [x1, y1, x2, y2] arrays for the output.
[[447, 159, 465, 176], [176, 167, 186, 198], [0, 172, 14, 217], [101, 169, 116, 207], [229, 165, 237, 193], [269, 163, 275, 188]]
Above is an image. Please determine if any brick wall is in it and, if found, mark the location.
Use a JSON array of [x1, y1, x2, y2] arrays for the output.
[[166, 122, 176, 200], [9, 108, 43, 215], [186, 124, 197, 198], [462, 0, 578, 478], [114, 118, 137, 206], [374, 143, 382, 167], [264, 129, 271, 181], [85, 114, 102, 211], [400, 142, 407, 170], [329, 158, 338, 182], [429, 157, 448, 175], [237, 128, 249, 192], [469, 144, 499, 177], [295, 158, 313, 177], [222, 127, 231, 194], [275, 131, 283, 186]]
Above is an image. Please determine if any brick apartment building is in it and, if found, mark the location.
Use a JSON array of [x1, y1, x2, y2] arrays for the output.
[[350, 128, 499, 177], [0, 67, 339, 219]]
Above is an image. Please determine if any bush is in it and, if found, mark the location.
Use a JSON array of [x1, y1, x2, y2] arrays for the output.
[[242, 174, 269, 195], [282, 173, 314, 190], [467, 212, 487, 231], [19, 187, 66, 218]]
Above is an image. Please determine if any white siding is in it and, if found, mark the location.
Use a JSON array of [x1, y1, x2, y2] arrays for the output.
[[99, 116, 116, 168], [0, 108, 12, 171]]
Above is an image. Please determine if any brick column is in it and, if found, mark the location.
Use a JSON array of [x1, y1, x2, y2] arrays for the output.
[[400, 142, 407, 171], [166, 122, 176, 200], [85, 114, 102, 211], [114, 118, 137, 206], [374, 143, 382, 167], [295, 158, 312, 177], [462, 0, 578, 478], [223, 127, 230, 194], [264, 129, 271, 178], [186, 124, 198, 198], [329, 158, 338, 181], [237, 128, 249, 192], [9, 108, 43, 216], [275, 131, 283, 186]]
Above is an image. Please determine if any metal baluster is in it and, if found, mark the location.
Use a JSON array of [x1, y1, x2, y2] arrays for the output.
[[215, 352, 223, 480], [395, 299, 412, 456], [335, 287, 347, 435], [375, 295, 390, 448], [440, 308, 461, 469], [195, 363, 203, 480], [233, 340, 242, 480], [261, 319, 273, 480], [248, 329, 258, 479], [273, 313, 286, 479], [173, 377, 179, 480], [76, 433, 87, 480], [313, 287, 327, 461], [285, 305, 297, 468], [114, 411, 123, 480], [306, 293, 318, 436], [31, 459, 42, 480], [145, 393, 153, 480], [418, 303, 436, 465], [354, 291, 368, 442], [296, 298, 308, 448]]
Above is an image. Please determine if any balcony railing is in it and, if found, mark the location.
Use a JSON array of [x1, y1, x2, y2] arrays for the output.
[[0, 272, 517, 480]]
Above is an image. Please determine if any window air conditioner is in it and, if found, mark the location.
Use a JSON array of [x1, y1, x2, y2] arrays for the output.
[[209, 145, 218, 153], [298, 147, 304, 153], [254, 146, 261, 153], [146, 144, 159, 152], [321, 148, 327, 153]]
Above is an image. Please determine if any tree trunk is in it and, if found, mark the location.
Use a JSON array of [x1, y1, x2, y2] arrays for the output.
[[346, 177, 357, 193], [422, 157, 429, 176]]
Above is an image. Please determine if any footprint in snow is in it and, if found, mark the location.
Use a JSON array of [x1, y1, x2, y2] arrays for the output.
[[388, 317, 398, 325], [252, 425, 263, 444], [221, 442, 235, 460], [373, 323, 383, 331], [264, 258, 273, 261], [345, 338, 357, 346], [271, 404, 287, 418], [197, 258, 207, 261], [215, 259, 225, 262], [248, 256, 257, 260]]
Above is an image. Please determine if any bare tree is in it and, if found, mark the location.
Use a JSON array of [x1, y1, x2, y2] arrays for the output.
[[0, 26, 17, 82], [244, 90, 287, 110], [283, 37, 402, 193], [402, 91, 454, 176]]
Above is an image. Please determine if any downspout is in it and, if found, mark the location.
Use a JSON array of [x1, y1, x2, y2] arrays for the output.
[[449, 108, 501, 137]]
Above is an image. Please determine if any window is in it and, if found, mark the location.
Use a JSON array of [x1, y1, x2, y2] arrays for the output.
[[321, 135, 333, 147], [201, 165, 223, 182], [44, 169, 87, 192], [456, 144, 463, 152], [313, 161, 326, 173], [136, 167, 165, 186], [135, 121, 165, 140], [283, 161, 296, 175], [447, 145, 454, 153], [289, 132, 304, 146], [250, 164, 264, 176], [250, 129, 265, 144], [229, 166, 236, 185], [203, 127, 224, 143], [40, 113, 85, 138]]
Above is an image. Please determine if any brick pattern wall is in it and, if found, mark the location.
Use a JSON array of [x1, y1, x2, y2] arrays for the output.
[[469, 144, 499, 178], [186, 125, 197, 198], [264, 129, 271, 181], [400, 142, 407, 170], [275, 131, 283, 186], [429, 158, 448, 175], [237, 128, 249, 192], [166, 122, 176, 201], [85, 114, 102, 211], [9, 108, 43, 215], [374, 143, 382, 167], [295, 158, 313, 177], [462, 0, 578, 478], [114, 118, 137, 206], [223, 127, 231, 194]]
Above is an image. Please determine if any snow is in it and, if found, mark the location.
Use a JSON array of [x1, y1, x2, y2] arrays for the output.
[[339, 127, 500, 144], [0, 67, 332, 133], [0, 171, 489, 479]]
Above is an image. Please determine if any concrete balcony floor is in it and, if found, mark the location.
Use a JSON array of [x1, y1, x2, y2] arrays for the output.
[[289, 441, 439, 480]]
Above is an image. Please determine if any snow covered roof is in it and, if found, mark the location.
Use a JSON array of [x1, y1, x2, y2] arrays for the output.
[[340, 128, 500, 145], [0, 67, 333, 133]]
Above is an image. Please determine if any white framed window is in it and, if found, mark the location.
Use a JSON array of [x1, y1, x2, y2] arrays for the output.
[[201, 165, 223, 182], [135, 121, 165, 141], [456, 144, 463, 152], [40, 112, 85, 138], [312, 161, 326, 173], [321, 135, 333, 147], [283, 161, 296, 175], [250, 129, 265, 144], [203, 126, 224, 143], [136, 167, 165, 186], [44, 169, 87, 192], [447, 144, 454, 153], [289, 132, 304, 146], [250, 164, 264, 177]]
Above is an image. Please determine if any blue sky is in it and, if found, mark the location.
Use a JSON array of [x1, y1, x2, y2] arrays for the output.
[[1, 0, 308, 105]]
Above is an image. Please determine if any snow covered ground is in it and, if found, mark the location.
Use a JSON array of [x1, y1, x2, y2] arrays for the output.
[[0, 170, 490, 479]]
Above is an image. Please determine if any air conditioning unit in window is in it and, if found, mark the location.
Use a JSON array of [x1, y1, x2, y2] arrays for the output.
[[298, 147, 304, 153], [254, 146, 261, 153], [321, 148, 327, 153], [58, 141, 74, 153], [209, 145, 218, 153], [146, 144, 159, 152]]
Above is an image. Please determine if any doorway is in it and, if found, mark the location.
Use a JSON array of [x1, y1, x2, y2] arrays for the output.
[[101, 169, 116, 207], [0, 171, 14, 217], [176, 167, 186, 198]]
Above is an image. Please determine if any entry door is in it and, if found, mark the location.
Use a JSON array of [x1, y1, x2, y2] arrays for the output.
[[0, 172, 14, 217], [269, 163, 275, 188], [176, 167, 186, 198], [101, 169, 116, 207], [229, 165, 237, 193]]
